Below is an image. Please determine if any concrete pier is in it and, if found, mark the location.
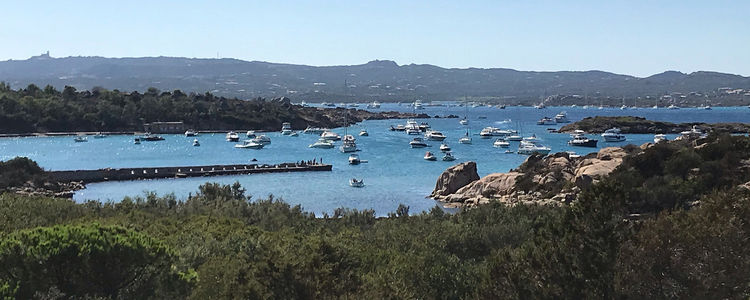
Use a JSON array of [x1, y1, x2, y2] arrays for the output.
[[49, 163, 332, 183]]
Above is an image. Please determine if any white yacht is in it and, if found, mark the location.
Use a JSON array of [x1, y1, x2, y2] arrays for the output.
[[442, 152, 456, 161], [440, 143, 451, 152], [290, 131, 298, 137], [554, 112, 569, 123], [367, 101, 381, 109], [654, 134, 668, 143], [192, 139, 200, 147], [359, 129, 369, 136], [251, 135, 271, 145], [74, 136, 88, 142], [493, 138, 510, 148], [235, 140, 264, 149], [506, 134, 523, 141], [185, 129, 198, 137], [304, 127, 327, 135], [425, 130, 447, 141], [676, 125, 707, 141], [349, 178, 365, 187], [517, 137, 552, 155], [348, 154, 361, 165], [281, 122, 292, 135], [320, 131, 341, 141], [410, 137, 429, 148], [534, 103, 546, 109], [568, 134, 598, 147], [424, 151, 437, 161], [412, 100, 424, 110], [340, 140, 357, 153], [667, 104, 680, 110], [459, 131, 472, 144], [309, 139, 335, 149], [226, 131, 240, 142], [246, 130, 256, 138], [601, 128, 626, 142], [537, 117, 556, 125], [459, 118, 469, 125], [405, 119, 421, 135], [93, 132, 107, 139]]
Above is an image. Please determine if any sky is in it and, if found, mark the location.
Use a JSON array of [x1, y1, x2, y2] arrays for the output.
[[1, 0, 748, 77]]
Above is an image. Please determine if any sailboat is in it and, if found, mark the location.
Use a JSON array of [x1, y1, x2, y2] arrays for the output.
[[459, 129, 472, 144], [340, 113, 357, 153], [460, 96, 469, 125]]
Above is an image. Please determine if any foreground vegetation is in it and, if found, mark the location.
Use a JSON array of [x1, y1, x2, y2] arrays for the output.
[[1, 135, 749, 298]]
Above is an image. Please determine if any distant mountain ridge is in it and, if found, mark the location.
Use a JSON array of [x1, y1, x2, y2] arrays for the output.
[[1, 54, 748, 103]]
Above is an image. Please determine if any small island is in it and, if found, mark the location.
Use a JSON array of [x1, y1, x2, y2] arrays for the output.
[[559, 116, 750, 134]]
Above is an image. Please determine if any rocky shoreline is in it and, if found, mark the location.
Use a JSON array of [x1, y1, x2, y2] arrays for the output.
[[559, 116, 750, 134], [431, 146, 635, 208]]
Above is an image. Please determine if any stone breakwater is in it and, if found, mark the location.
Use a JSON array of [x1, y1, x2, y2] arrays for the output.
[[49, 163, 333, 184], [431, 147, 629, 208]]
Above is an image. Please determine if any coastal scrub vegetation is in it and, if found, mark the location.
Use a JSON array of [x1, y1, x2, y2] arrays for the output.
[[0, 83, 369, 133], [0, 135, 749, 298]]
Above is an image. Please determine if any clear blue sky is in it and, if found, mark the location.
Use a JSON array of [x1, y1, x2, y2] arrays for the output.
[[1, 0, 748, 77]]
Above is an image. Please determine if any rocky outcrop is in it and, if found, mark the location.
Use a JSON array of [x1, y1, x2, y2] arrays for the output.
[[433, 147, 629, 208], [430, 162, 480, 198], [559, 116, 750, 134]]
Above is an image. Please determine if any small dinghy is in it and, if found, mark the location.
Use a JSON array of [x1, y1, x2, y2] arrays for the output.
[[349, 178, 365, 188]]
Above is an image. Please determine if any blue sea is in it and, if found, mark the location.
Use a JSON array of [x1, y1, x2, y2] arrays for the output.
[[2, 104, 748, 216]]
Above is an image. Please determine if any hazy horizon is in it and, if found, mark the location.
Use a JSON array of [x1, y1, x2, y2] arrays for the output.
[[2, 0, 749, 77]]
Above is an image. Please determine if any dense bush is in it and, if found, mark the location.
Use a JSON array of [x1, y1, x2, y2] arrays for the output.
[[0, 135, 749, 298], [0, 156, 49, 191]]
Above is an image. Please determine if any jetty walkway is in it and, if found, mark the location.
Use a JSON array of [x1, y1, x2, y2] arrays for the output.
[[49, 162, 332, 183]]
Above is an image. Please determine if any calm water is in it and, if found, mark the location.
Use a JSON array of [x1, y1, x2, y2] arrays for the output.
[[1, 104, 748, 216]]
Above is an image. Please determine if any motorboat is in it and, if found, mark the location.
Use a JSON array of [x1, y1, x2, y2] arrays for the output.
[[300, 101, 308, 107], [536, 117, 556, 125], [506, 134, 523, 141], [676, 125, 707, 141], [410, 137, 429, 148], [348, 154, 361, 165], [493, 138, 510, 148], [654, 134, 668, 143], [185, 129, 198, 137], [234, 140, 264, 149], [320, 131, 341, 141], [340, 140, 357, 153], [192, 139, 200, 147], [504, 149, 514, 154], [134, 138, 141, 145], [554, 112, 570, 123], [359, 129, 369, 136], [601, 128, 626, 142], [390, 125, 406, 131], [349, 178, 365, 188], [459, 118, 469, 125], [367, 101, 381, 109], [93, 132, 107, 139], [405, 119, 421, 135], [281, 122, 293, 135], [142, 133, 165, 141], [290, 131, 298, 137], [251, 135, 271, 145], [497, 104, 506, 109], [459, 131, 472, 144], [566, 151, 582, 158], [480, 127, 510, 138], [246, 130, 256, 138], [304, 127, 327, 135], [226, 131, 240, 142], [309, 139, 335, 149], [440, 143, 451, 152], [419, 123, 431, 132], [517, 138, 552, 155], [424, 151, 437, 161], [568, 134, 598, 147], [74, 136, 88, 142], [667, 104, 679, 110], [425, 130, 447, 141], [442, 152, 456, 161], [534, 103, 546, 109], [412, 100, 424, 110]]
